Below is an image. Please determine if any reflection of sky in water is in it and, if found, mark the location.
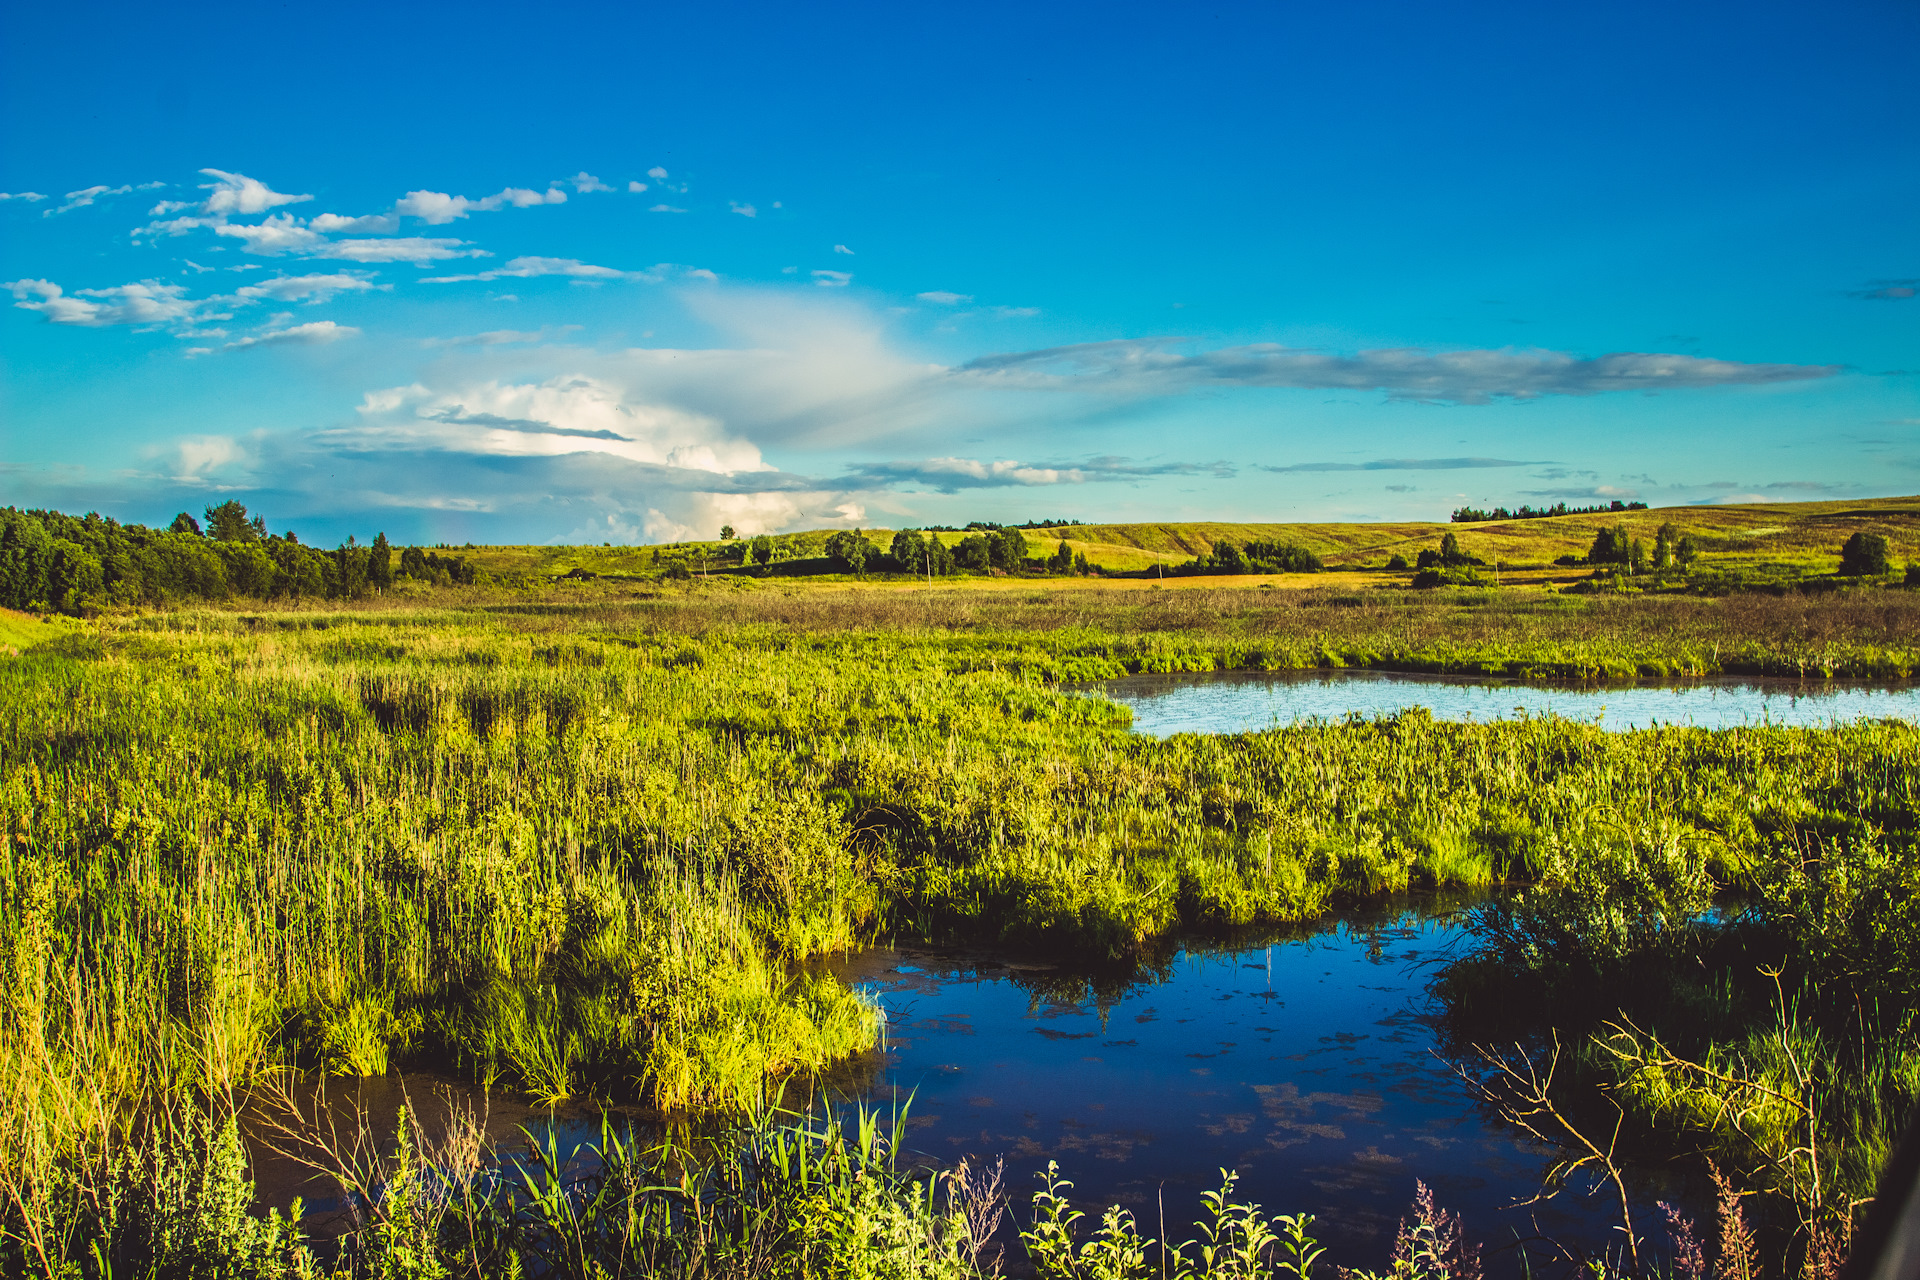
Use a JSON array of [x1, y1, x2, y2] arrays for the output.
[[1084, 669, 1920, 737], [827, 903, 1688, 1276]]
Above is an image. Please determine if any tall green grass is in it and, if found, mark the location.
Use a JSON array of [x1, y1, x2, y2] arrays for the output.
[[1, 601, 1916, 1274]]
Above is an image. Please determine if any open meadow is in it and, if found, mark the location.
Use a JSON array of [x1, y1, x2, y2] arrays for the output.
[[1, 569, 1917, 1276]]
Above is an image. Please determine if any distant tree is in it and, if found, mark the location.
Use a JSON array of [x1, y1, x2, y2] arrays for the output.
[[1674, 534, 1699, 568], [203, 501, 259, 543], [400, 545, 428, 579], [1210, 541, 1247, 573], [1629, 537, 1647, 575], [1416, 549, 1441, 569], [953, 533, 991, 570], [749, 534, 775, 566], [1439, 531, 1469, 567], [825, 529, 874, 574], [1386, 553, 1410, 571], [168, 512, 202, 536], [369, 533, 393, 589], [720, 525, 737, 541], [1653, 523, 1679, 571], [990, 527, 1028, 570], [1839, 530, 1893, 576], [890, 528, 927, 572], [1048, 539, 1074, 573], [1588, 523, 1631, 565]]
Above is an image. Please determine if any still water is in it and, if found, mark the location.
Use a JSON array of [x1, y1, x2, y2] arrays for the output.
[[1086, 668, 1920, 736], [823, 898, 1676, 1273]]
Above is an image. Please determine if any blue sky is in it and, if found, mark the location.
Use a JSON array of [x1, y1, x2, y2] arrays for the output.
[[2, 0, 1915, 545]]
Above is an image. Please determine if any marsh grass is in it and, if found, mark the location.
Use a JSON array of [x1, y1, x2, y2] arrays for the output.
[[2, 595, 1917, 1273]]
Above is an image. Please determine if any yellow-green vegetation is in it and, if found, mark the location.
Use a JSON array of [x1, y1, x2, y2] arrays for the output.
[[1028, 495, 1920, 574], [1, 587, 1916, 1274], [0, 607, 81, 655]]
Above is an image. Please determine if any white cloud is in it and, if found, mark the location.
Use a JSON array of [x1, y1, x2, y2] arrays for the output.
[[214, 320, 359, 353], [317, 237, 486, 264], [212, 214, 326, 255], [233, 272, 387, 303], [0, 191, 47, 202], [994, 306, 1040, 318], [833, 244, 854, 255], [149, 200, 193, 215], [650, 204, 688, 214], [730, 202, 757, 217], [569, 172, 611, 193], [47, 184, 131, 215], [628, 180, 648, 193], [199, 169, 311, 216], [340, 375, 773, 475], [419, 256, 661, 284], [917, 291, 972, 305], [395, 186, 566, 224], [647, 166, 669, 180], [309, 212, 399, 234], [7, 278, 197, 327], [812, 270, 852, 287], [210, 216, 484, 263]]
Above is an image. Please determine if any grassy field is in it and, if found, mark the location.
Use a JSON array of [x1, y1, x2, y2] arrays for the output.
[[2, 586, 1916, 1274], [451, 495, 1920, 584]]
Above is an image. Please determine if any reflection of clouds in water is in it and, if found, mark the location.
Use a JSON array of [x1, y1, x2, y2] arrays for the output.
[[1254, 1082, 1384, 1148], [1353, 1146, 1403, 1166], [1010, 1128, 1150, 1163], [1202, 1113, 1256, 1136]]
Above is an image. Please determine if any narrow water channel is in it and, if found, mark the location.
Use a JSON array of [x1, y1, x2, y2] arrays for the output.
[[1083, 668, 1920, 736], [820, 896, 1683, 1273]]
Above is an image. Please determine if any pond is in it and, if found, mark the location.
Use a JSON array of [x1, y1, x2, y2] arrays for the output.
[[1083, 668, 1920, 736], [821, 896, 1682, 1274], [248, 899, 1688, 1272]]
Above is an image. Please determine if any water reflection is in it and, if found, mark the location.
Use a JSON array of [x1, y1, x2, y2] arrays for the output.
[[1083, 668, 1920, 736], [821, 897, 1681, 1273]]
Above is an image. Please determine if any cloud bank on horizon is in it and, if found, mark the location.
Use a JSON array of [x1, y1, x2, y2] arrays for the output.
[[2, 0, 1914, 544]]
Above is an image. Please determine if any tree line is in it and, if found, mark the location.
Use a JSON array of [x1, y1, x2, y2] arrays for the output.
[[1450, 499, 1648, 523], [0, 503, 477, 615]]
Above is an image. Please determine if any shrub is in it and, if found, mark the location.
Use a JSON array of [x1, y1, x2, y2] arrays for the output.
[[1839, 531, 1893, 577]]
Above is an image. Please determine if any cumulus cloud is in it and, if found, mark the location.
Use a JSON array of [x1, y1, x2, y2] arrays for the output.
[[812, 270, 852, 287], [7, 278, 198, 327], [833, 244, 854, 255], [419, 256, 664, 284], [648, 166, 669, 180], [955, 339, 1838, 403], [339, 375, 776, 477], [628, 180, 648, 193], [232, 272, 387, 304], [200, 169, 311, 216], [1261, 457, 1543, 473], [730, 202, 757, 217], [395, 186, 566, 223], [569, 172, 611, 193], [917, 291, 971, 305], [650, 204, 688, 213]]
